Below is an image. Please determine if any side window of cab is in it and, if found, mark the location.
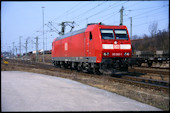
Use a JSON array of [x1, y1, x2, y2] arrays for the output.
[[90, 32, 92, 40]]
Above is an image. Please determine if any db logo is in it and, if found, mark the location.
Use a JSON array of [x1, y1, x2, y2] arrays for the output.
[[65, 42, 68, 51], [113, 44, 120, 49]]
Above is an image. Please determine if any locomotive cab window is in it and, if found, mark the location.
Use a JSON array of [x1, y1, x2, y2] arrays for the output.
[[114, 29, 128, 40], [100, 29, 115, 39]]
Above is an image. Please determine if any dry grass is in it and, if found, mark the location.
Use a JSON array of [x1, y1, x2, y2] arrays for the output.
[[1, 63, 169, 111]]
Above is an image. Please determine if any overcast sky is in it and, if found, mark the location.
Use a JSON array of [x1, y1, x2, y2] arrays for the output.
[[1, 1, 169, 54]]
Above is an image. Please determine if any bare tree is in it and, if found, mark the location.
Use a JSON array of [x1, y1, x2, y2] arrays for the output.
[[148, 21, 158, 38], [148, 21, 158, 51], [132, 35, 139, 40]]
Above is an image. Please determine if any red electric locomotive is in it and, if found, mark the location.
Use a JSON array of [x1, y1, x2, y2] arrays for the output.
[[52, 23, 132, 75]]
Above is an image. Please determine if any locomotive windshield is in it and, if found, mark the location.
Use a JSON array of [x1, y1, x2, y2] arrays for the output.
[[100, 29, 115, 39], [114, 29, 129, 40]]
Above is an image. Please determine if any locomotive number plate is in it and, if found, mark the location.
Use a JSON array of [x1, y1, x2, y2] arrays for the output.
[[112, 53, 122, 56]]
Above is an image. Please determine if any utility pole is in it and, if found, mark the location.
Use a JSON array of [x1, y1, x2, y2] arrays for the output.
[[42, 6, 45, 63], [15, 47, 17, 57], [1, 32, 3, 52], [19, 36, 22, 58], [129, 17, 132, 39], [120, 6, 124, 25], [35, 36, 39, 62], [25, 39, 28, 58], [12, 42, 15, 58], [8, 46, 11, 58], [46, 35, 47, 50]]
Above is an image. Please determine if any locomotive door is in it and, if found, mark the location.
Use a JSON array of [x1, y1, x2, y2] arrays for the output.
[[85, 32, 90, 57]]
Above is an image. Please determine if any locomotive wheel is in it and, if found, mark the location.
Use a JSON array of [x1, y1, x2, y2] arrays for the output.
[[60, 61, 65, 68], [71, 62, 78, 70], [147, 61, 153, 67], [55, 61, 61, 68], [137, 61, 142, 67], [77, 63, 82, 72], [99, 64, 113, 76], [93, 67, 101, 75], [121, 63, 128, 71], [81, 62, 89, 73]]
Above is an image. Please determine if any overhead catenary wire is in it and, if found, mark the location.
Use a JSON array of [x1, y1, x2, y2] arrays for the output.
[[19, 1, 125, 43], [51, 2, 83, 22], [22, 2, 89, 37], [126, 4, 168, 11], [110, 4, 169, 25], [122, 7, 169, 24], [123, 5, 169, 21], [95, 2, 139, 24], [7, 1, 168, 53], [69, 1, 106, 21], [20, 2, 84, 43], [134, 9, 168, 20], [100, 10, 120, 23], [76, 1, 127, 23], [96, 2, 139, 25], [133, 17, 168, 27], [32, 2, 90, 39]]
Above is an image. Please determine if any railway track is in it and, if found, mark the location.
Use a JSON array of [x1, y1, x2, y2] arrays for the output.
[[112, 74, 169, 91], [128, 66, 169, 75], [142, 66, 169, 70], [3, 59, 169, 93]]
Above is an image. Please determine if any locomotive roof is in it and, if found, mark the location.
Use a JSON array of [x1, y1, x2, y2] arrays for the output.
[[56, 28, 86, 41], [55, 24, 126, 41]]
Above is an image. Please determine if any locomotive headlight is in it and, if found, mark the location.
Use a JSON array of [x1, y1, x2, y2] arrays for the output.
[[120, 44, 131, 49], [103, 52, 110, 56], [124, 52, 130, 56], [102, 44, 113, 49]]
